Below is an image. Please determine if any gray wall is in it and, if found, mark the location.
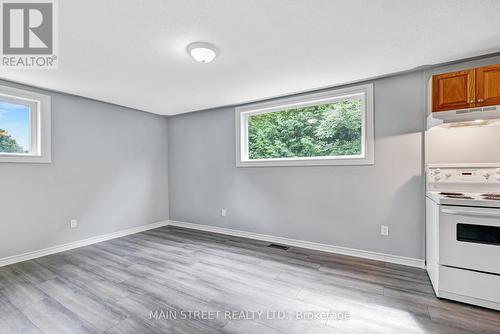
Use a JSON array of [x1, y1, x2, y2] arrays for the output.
[[168, 71, 426, 259], [0, 81, 169, 259]]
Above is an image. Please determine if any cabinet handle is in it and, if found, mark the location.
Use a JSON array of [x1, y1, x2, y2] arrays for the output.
[[469, 100, 475, 103], [477, 99, 484, 103]]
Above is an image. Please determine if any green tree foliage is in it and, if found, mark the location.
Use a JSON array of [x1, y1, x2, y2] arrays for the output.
[[248, 100, 362, 159], [0, 128, 24, 153]]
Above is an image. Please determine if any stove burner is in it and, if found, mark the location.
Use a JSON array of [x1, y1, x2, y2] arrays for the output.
[[483, 196, 500, 201], [481, 194, 500, 201], [445, 195, 473, 199], [440, 192, 464, 196], [481, 193, 500, 198], [480, 193, 500, 201]]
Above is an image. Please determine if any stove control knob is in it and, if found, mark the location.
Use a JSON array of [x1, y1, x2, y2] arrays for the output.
[[483, 172, 491, 180], [434, 176, 441, 182], [496, 168, 500, 174], [434, 169, 441, 175], [445, 172, 452, 179]]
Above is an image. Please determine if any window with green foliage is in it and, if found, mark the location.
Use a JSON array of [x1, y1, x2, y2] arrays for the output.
[[236, 84, 374, 166], [248, 99, 362, 159]]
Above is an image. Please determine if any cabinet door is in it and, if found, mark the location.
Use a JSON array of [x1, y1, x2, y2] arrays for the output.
[[432, 69, 475, 112], [476, 65, 500, 107]]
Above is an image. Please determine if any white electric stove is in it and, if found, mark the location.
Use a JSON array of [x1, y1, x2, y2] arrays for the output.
[[426, 164, 500, 311]]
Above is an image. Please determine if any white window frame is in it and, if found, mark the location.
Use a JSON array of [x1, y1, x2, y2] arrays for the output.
[[0, 84, 51, 163], [235, 83, 374, 167]]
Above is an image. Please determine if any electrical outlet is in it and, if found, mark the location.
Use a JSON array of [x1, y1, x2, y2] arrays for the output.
[[70, 219, 78, 229], [221, 209, 227, 217], [380, 225, 389, 236]]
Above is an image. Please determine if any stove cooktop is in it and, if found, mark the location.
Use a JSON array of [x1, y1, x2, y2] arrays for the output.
[[427, 191, 500, 208], [440, 192, 500, 200]]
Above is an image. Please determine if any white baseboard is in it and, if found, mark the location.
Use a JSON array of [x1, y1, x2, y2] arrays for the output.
[[0, 220, 169, 267], [0, 219, 425, 269], [168, 220, 425, 269]]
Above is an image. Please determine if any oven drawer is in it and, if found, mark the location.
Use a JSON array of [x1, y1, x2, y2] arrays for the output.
[[439, 206, 500, 275], [440, 265, 500, 307]]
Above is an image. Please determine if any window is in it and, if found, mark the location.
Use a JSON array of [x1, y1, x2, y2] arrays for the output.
[[0, 85, 51, 163], [235, 84, 374, 167]]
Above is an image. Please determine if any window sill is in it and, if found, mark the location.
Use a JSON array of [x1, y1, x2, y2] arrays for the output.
[[0, 154, 51, 163], [236, 156, 374, 167]]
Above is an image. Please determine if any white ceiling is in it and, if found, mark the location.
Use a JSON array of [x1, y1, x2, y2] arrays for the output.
[[1, 0, 500, 116]]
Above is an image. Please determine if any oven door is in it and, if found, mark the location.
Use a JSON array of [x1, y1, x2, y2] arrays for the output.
[[439, 205, 500, 275]]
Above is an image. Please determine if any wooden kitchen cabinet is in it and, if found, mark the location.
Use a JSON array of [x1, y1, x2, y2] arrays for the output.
[[431, 64, 500, 112], [476, 64, 500, 107], [432, 69, 475, 112]]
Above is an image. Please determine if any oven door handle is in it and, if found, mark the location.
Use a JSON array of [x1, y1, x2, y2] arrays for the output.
[[441, 208, 500, 218]]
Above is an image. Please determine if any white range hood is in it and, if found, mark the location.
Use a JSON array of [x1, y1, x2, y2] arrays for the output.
[[427, 105, 500, 130]]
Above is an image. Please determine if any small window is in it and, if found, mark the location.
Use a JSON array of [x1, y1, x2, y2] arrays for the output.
[[235, 84, 374, 167], [0, 85, 51, 163]]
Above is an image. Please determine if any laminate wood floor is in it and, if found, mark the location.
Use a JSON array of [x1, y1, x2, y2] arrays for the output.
[[1, 226, 499, 334]]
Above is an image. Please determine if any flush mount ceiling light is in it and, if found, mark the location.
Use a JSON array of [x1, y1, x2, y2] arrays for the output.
[[187, 42, 218, 63]]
